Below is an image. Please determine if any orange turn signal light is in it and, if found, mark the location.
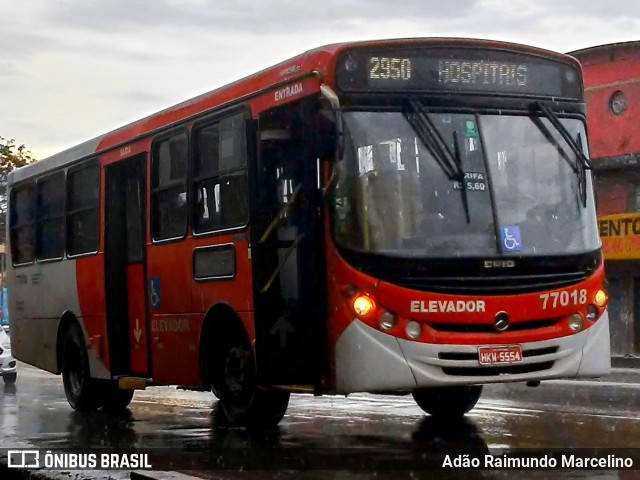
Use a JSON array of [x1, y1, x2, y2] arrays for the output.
[[594, 289, 608, 308], [353, 295, 375, 317]]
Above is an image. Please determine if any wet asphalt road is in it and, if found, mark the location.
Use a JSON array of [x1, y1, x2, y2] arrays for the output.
[[1, 364, 640, 479]]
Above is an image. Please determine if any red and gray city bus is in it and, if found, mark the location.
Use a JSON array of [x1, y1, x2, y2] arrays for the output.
[[7, 38, 610, 427]]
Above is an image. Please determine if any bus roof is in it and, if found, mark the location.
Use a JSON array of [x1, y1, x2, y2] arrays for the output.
[[10, 37, 577, 184]]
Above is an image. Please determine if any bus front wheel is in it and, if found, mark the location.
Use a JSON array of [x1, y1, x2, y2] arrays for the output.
[[412, 385, 483, 417], [62, 324, 101, 411], [213, 329, 289, 428], [3, 373, 17, 384]]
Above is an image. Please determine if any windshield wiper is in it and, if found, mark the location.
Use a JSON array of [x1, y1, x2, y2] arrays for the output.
[[452, 131, 470, 223], [535, 101, 592, 207], [403, 100, 470, 222], [404, 100, 463, 180], [575, 131, 589, 209]]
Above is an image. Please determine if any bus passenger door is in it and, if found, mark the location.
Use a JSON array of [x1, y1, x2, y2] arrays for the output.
[[248, 99, 327, 388], [104, 153, 149, 377]]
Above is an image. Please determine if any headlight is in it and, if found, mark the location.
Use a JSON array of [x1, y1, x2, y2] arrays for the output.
[[405, 321, 422, 339], [568, 314, 583, 332], [379, 311, 396, 331], [586, 304, 598, 321]]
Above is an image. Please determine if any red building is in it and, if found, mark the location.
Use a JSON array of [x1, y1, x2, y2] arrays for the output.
[[570, 42, 640, 363]]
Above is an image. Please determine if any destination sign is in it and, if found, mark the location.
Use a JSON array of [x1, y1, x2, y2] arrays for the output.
[[337, 48, 581, 98], [437, 59, 527, 88]]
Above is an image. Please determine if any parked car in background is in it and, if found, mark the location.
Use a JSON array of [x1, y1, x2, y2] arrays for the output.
[[0, 327, 17, 384]]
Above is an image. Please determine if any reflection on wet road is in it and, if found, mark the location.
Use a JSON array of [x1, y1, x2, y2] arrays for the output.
[[1, 364, 640, 478]]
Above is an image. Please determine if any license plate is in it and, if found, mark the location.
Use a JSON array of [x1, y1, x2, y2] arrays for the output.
[[478, 345, 523, 365]]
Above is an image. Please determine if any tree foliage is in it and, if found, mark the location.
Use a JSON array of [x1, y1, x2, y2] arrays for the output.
[[1, 137, 37, 244]]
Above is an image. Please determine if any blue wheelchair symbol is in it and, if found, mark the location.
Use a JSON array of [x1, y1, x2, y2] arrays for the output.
[[500, 225, 523, 252], [149, 277, 161, 308]]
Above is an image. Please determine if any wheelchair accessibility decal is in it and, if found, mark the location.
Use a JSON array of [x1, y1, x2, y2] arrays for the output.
[[149, 277, 161, 308], [500, 225, 523, 252]]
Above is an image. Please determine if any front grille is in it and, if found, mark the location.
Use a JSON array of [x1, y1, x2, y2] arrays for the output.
[[339, 248, 601, 296], [442, 361, 554, 376], [394, 272, 586, 295], [522, 346, 558, 358], [430, 318, 560, 333]]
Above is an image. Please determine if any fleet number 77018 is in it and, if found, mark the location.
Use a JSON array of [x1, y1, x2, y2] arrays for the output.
[[540, 289, 587, 310]]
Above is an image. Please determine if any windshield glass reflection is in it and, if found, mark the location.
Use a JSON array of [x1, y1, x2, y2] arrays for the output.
[[331, 111, 600, 258]]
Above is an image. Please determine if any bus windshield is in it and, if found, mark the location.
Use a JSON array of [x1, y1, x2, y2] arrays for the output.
[[331, 110, 600, 258]]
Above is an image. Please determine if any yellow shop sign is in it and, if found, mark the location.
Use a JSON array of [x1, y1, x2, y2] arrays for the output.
[[598, 212, 640, 260]]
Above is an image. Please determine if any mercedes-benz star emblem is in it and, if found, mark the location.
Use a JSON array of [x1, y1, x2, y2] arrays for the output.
[[494, 311, 510, 331]]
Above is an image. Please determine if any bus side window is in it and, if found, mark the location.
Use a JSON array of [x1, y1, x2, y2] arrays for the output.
[[151, 133, 188, 240], [36, 172, 65, 260], [219, 173, 248, 226], [192, 111, 249, 233], [67, 161, 100, 256], [9, 182, 36, 265]]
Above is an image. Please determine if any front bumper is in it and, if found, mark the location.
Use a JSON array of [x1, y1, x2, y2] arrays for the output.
[[335, 311, 611, 394]]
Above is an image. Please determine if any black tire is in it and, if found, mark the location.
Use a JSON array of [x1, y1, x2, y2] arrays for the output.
[[412, 385, 483, 417], [101, 383, 135, 412], [3, 373, 17, 384], [62, 324, 101, 411], [213, 327, 289, 428]]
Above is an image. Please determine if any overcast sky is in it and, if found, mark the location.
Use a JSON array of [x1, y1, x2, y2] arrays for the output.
[[2, 0, 639, 160]]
